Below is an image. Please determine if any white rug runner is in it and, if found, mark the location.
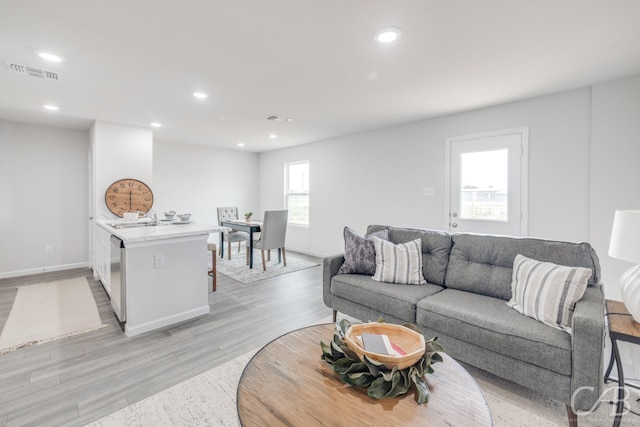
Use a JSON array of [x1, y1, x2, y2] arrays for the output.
[[0, 277, 107, 354], [215, 252, 319, 284]]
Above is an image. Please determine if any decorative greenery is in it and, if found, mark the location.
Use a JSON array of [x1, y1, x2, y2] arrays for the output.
[[244, 211, 253, 219], [320, 319, 444, 404]]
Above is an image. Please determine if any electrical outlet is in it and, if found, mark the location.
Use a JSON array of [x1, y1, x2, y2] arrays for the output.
[[154, 254, 164, 268], [44, 245, 53, 254]]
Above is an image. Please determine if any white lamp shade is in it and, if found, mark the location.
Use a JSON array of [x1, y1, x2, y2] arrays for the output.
[[609, 210, 640, 264]]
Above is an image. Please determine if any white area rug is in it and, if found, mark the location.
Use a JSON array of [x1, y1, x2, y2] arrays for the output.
[[88, 317, 640, 426], [87, 350, 257, 427], [215, 251, 319, 284], [0, 278, 107, 354]]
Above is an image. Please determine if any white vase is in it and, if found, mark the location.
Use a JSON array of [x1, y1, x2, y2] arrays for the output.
[[620, 264, 640, 323]]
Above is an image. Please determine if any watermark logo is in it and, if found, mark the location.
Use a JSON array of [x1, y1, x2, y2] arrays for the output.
[[572, 384, 640, 417]]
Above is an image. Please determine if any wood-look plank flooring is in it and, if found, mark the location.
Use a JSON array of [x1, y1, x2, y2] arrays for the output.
[[0, 252, 330, 427]]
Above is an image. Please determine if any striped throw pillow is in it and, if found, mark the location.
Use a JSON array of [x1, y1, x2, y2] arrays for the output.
[[507, 254, 592, 333], [371, 237, 426, 285]]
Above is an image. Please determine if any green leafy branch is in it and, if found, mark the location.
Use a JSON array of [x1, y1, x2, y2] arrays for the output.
[[320, 319, 444, 404]]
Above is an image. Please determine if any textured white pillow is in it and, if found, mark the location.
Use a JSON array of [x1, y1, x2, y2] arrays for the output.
[[507, 254, 592, 333], [371, 237, 426, 285]]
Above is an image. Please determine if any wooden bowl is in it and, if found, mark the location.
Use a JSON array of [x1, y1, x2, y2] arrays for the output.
[[344, 323, 426, 370]]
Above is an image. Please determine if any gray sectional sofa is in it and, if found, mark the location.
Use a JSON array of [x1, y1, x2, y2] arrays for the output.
[[323, 225, 605, 425]]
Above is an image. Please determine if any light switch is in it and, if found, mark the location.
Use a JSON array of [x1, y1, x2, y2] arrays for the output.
[[154, 254, 165, 268], [423, 187, 436, 197]]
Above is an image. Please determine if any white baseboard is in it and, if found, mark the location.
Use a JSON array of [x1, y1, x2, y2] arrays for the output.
[[0, 262, 90, 280], [124, 305, 211, 337], [287, 246, 330, 259]]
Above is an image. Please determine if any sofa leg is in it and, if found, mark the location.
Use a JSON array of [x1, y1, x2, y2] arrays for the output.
[[566, 405, 578, 427], [333, 310, 337, 323]]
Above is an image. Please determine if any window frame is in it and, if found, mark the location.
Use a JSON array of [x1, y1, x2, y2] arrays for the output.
[[284, 160, 310, 227]]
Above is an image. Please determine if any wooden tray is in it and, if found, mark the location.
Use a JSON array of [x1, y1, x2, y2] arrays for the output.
[[344, 323, 425, 370]]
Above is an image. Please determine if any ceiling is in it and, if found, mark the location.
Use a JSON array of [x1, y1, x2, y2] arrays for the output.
[[1, 1, 640, 153]]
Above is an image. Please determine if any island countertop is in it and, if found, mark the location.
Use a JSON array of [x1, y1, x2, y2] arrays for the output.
[[97, 220, 218, 244]]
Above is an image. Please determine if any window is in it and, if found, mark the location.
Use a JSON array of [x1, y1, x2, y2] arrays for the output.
[[285, 161, 309, 226], [460, 149, 508, 221]]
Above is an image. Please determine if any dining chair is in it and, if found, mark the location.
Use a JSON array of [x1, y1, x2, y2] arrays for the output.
[[246, 210, 288, 271], [217, 207, 249, 260]]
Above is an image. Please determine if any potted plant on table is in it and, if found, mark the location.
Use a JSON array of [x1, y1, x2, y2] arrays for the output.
[[244, 212, 253, 222]]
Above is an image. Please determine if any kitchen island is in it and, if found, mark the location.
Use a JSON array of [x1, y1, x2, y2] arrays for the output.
[[96, 220, 217, 337]]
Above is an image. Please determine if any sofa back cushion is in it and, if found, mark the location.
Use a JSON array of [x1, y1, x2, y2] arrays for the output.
[[445, 233, 601, 300], [367, 225, 452, 286]]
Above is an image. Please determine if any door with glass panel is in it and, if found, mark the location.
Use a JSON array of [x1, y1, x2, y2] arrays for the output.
[[446, 127, 528, 236]]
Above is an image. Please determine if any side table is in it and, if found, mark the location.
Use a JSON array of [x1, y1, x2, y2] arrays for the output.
[[604, 300, 640, 427]]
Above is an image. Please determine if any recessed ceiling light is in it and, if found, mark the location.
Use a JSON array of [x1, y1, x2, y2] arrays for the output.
[[237, 142, 245, 147], [269, 134, 278, 139], [150, 122, 162, 128], [38, 52, 63, 62], [192, 91, 208, 99], [375, 27, 401, 44], [43, 104, 59, 111]]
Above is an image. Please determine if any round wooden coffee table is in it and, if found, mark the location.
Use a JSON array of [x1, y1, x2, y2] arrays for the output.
[[237, 323, 493, 426]]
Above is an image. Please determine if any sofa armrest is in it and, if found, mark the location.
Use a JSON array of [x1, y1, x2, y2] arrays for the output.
[[570, 285, 606, 410], [323, 254, 345, 308]]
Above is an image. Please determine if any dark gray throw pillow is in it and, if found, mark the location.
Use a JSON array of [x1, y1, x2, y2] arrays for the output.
[[338, 226, 389, 275]]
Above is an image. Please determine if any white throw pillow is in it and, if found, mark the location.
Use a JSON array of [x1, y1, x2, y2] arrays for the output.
[[371, 237, 426, 285], [507, 254, 592, 333]]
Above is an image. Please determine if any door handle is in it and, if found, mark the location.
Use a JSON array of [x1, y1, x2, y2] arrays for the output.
[[451, 223, 458, 228]]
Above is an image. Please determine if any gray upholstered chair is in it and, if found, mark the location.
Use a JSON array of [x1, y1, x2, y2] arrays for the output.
[[246, 210, 288, 271], [217, 207, 249, 260]]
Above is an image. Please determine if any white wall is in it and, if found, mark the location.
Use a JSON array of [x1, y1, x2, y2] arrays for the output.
[[0, 121, 259, 278], [152, 139, 259, 238], [259, 87, 592, 258], [590, 74, 640, 386], [591, 75, 640, 300], [0, 120, 89, 277], [2, 76, 637, 297], [91, 120, 153, 220]]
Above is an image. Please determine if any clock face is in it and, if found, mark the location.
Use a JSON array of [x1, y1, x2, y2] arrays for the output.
[[105, 178, 154, 218]]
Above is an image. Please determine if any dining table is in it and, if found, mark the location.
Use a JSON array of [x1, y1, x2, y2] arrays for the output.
[[219, 220, 262, 269]]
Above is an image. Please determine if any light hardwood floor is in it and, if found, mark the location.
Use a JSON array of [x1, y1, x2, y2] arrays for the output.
[[0, 252, 329, 427]]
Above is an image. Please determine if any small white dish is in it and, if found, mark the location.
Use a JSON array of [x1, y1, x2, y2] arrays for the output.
[[174, 220, 192, 225]]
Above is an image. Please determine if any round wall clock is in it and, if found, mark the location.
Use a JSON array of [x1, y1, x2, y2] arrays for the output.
[[105, 178, 154, 217]]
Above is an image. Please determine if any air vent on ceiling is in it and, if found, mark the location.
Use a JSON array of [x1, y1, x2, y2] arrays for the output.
[[6, 61, 60, 80], [266, 115, 292, 122]]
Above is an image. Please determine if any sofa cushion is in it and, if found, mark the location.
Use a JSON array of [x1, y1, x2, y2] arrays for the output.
[[331, 274, 443, 323], [507, 254, 591, 333], [337, 227, 389, 275], [416, 289, 572, 375], [445, 233, 600, 301], [367, 225, 452, 286], [372, 237, 426, 285]]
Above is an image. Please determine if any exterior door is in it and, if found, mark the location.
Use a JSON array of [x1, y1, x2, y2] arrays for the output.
[[446, 127, 528, 236]]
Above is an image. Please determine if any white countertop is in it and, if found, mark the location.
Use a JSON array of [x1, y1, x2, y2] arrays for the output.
[[97, 220, 219, 244]]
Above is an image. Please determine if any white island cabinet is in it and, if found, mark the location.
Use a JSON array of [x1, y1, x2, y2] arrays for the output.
[[94, 225, 112, 293], [97, 220, 217, 337]]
